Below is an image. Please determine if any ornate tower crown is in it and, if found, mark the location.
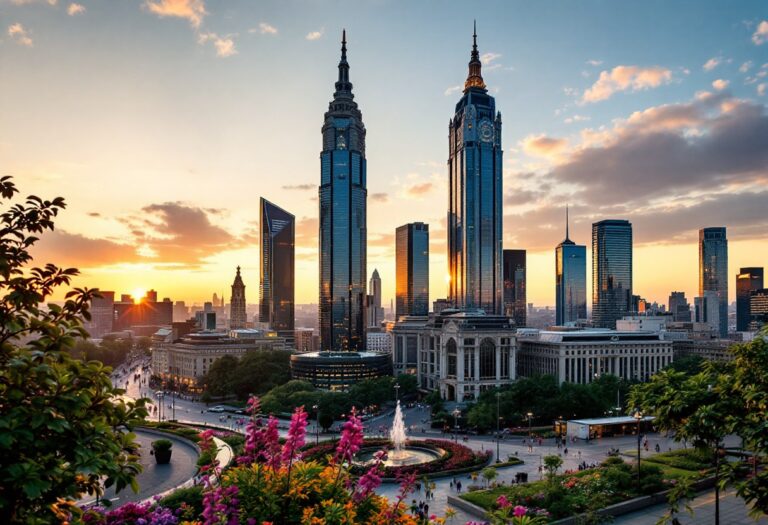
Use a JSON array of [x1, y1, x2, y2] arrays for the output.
[[464, 20, 487, 93]]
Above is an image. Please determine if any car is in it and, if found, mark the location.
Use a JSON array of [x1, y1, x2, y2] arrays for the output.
[[208, 405, 226, 413]]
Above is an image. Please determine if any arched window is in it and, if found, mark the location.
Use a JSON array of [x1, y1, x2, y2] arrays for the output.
[[479, 338, 496, 380], [446, 338, 457, 378]]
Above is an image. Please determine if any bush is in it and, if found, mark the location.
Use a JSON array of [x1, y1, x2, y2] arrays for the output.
[[644, 447, 714, 471], [152, 439, 173, 453], [160, 486, 204, 515]]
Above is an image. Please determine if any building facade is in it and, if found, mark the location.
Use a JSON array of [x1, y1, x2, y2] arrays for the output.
[[699, 227, 728, 337], [503, 249, 527, 327], [259, 198, 295, 340], [319, 31, 367, 352], [366, 330, 393, 354], [367, 269, 385, 327], [694, 290, 721, 335], [396, 222, 430, 318], [230, 266, 247, 329], [517, 330, 673, 385], [447, 26, 503, 315], [592, 220, 633, 329], [556, 211, 587, 326], [736, 267, 763, 332], [290, 351, 391, 391], [85, 290, 115, 338], [113, 296, 173, 332], [750, 289, 768, 331], [668, 291, 691, 323], [391, 310, 516, 402]]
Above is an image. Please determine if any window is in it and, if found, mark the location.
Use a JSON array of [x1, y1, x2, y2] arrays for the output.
[[447, 338, 457, 378], [479, 338, 496, 380]]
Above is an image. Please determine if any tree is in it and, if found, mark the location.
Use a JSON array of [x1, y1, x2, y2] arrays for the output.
[[481, 466, 498, 487], [0, 177, 147, 523], [395, 373, 418, 398], [543, 454, 563, 482], [201, 355, 239, 397]]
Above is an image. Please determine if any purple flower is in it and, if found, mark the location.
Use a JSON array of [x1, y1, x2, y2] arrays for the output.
[[496, 495, 511, 508], [513, 505, 528, 517], [281, 406, 308, 464], [334, 408, 364, 464]]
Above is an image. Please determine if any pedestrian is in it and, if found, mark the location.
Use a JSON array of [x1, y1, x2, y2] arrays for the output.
[[564, 447, 568, 455]]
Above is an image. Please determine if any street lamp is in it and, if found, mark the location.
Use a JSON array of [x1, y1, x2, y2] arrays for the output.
[[633, 408, 643, 492], [312, 404, 319, 445], [394, 383, 400, 403], [558, 416, 564, 442], [452, 408, 461, 443], [496, 392, 501, 463], [527, 412, 533, 439]]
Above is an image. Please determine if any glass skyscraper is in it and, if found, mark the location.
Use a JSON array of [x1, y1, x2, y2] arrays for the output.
[[259, 198, 295, 341], [396, 222, 429, 318], [736, 267, 764, 331], [555, 211, 586, 325], [592, 220, 633, 329], [699, 227, 728, 337], [319, 31, 367, 351], [448, 25, 503, 315], [503, 249, 526, 327]]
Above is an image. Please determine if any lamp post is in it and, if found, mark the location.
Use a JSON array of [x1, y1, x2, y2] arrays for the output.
[[312, 404, 319, 444], [558, 416, 564, 442], [496, 392, 502, 463], [633, 408, 643, 492], [394, 383, 400, 403], [452, 408, 461, 443], [527, 412, 533, 440]]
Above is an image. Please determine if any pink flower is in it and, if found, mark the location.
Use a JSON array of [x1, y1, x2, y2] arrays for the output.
[[262, 416, 282, 468], [281, 406, 308, 464], [335, 407, 364, 463], [246, 396, 260, 416], [513, 505, 528, 517], [496, 495, 511, 508]]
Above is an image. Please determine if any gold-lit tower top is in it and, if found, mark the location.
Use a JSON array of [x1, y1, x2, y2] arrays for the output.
[[464, 20, 487, 93]]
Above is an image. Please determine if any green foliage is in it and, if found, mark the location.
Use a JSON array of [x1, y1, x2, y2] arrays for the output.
[[665, 355, 705, 375], [201, 350, 293, 400], [643, 447, 714, 472], [69, 336, 134, 367], [543, 454, 563, 480], [159, 485, 204, 515], [151, 439, 173, 452], [0, 177, 148, 524], [481, 466, 498, 486]]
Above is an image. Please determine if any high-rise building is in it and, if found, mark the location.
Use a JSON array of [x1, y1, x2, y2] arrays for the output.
[[396, 222, 430, 318], [695, 290, 720, 335], [736, 267, 763, 331], [229, 266, 247, 330], [592, 220, 633, 329], [749, 289, 768, 331], [259, 198, 295, 341], [668, 291, 691, 323], [555, 208, 587, 326], [367, 269, 384, 327], [86, 291, 115, 338], [319, 31, 367, 351], [699, 227, 728, 337], [447, 24, 503, 315], [503, 249, 526, 327]]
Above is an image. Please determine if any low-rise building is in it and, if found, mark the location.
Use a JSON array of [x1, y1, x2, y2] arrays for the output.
[[290, 351, 392, 390], [366, 330, 392, 354]]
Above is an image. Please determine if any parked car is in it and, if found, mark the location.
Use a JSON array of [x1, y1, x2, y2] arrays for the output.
[[208, 405, 227, 413]]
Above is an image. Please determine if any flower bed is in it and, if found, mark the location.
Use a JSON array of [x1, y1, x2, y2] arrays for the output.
[[641, 447, 714, 472], [304, 438, 491, 479]]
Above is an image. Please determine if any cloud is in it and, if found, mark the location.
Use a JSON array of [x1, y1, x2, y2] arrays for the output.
[[586, 59, 603, 66], [305, 29, 323, 41], [444, 85, 462, 96], [481, 52, 502, 70], [282, 184, 314, 190], [144, 0, 206, 28], [66, 2, 85, 15], [703, 57, 721, 71], [405, 182, 433, 197], [258, 22, 277, 35], [564, 114, 590, 124], [10, 0, 56, 4], [8, 23, 33, 47], [369, 232, 394, 248], [198, 32, 236, 57], [87, 212, 101, 218], [740, 61, 753, 73], [520, 134, 569, 159], [752, 20, 768, 45], [712, 79, 730, 91], [294, 217, 317, 248], [370, 192, 388, 203], [582, 65, 672, 103], [31, 231, 140, 268], [758, 83, 767, 96]]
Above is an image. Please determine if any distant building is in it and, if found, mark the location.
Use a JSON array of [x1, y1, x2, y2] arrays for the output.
[[503, 249, 527, 327], [673, 338, 736, 363], [694, 291, 721, 336], [668, 292, 691, 323], [85, 291, 115, 338], [173, 301, 189, 322], [517, 329, 673, 385], [750, 289, 768, 331], [736, 267, 763, 331], [229, 266, 247, 330], [195, 311, 216, 331], [113, 295, 172, 332], [432, 298, 452, 314], [259, 198, 295, 342], [396, 222, 430, 318], [290, 351, 391, 391], [367, 269, 385, 327], [366, 331, 392, 354], [699, 227, 728, 337], [592, 220, 633, 329], [294, 328, 314, 353], [556, 209, 587, 326]]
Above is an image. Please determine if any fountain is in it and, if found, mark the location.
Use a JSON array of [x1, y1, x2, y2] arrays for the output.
[[389, 400, 408, 461]]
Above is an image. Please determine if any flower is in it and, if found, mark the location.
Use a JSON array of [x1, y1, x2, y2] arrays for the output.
[[496, 495, 511, 509], [335, 408, 364, 464], [281, 406, 308, 464], [513, 505, 528, 517]]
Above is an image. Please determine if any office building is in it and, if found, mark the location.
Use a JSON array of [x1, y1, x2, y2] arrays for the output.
[[84, 291, 115, 339], [113, 294, 173, 333], [396, 222, 430, 318], [259, 198, 295, 341], [736, 267, 763, 331], [367, 269, 385, 327], [556, 210, 587, 326], [592, 220, 633, 329], [668, 292, 691, 323], [366, 330, 392, 354], [173, 301, 189, 322], [319, 31, 367, 351], [294, 328, 315, 353], [503, 249, 527, 327], [699, 227, 728, 337], [750, 289, 768, 331], [447, 25, 503, 314], [290, 351, 391, 391], [517, 329, 673, 385], [694, 290, 721, 336], [230, 266, 247, 329]]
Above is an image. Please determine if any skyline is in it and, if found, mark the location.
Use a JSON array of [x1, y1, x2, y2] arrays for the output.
[[4, 0, 768, 308]]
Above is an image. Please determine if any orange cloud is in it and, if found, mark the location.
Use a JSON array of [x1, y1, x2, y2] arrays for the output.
[[144, 0, 206, 28], [406, 182, 433, 197], [582, 65, 672, 103], [520, 134, 569, 160]]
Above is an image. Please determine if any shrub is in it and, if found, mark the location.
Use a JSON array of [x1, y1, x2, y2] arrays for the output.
[[151, 439, 173, 453], [159, 485, 204, 515]]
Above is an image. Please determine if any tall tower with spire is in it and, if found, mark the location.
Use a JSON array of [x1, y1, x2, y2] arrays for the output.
[[448, 23, 503, 314], [556, 206, 587, 325], [319, 30, 368, 351], [230, 266, 247, 330]]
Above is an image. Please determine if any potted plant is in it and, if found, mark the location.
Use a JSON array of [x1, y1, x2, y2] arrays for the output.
[[152, 439, 173, 464]]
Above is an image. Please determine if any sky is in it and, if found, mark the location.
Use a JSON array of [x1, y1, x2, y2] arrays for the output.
[[2, 0, 767, 308]]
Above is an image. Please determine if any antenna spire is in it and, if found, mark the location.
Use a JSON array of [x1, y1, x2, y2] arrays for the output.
[[565, 204, 570, 241], [464, 20, 486, 93]]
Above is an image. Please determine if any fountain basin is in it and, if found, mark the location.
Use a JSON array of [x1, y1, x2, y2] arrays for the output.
[[354, 445, 445, 467]]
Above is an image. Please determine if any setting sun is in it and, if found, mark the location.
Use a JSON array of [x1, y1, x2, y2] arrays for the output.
[[131, 289, 146, 303]]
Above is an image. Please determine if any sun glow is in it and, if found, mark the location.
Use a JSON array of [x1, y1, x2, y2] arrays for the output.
[[131, 289, 146, 303]]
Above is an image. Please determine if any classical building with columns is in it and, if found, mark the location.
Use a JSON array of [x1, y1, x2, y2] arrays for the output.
[[392, 310, 516, 402]]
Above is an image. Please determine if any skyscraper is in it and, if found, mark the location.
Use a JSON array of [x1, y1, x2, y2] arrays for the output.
[[592, 220, 633, 329], [699, 227, 728, 337], [448, 24, 503, 315], [695, 290, 720, 334], [230, 266, 247, 329], [503, 249, 526, 327], [555, 209, 586, 325], [396, 222, 429, 318], [319, 31, 367, 351], [736, 267, 763, 332], [259, 198, 295, 340], [668, 291, 691, 323], [367, 269, 384, 327]]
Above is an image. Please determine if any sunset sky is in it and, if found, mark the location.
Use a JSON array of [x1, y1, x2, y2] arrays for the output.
[[2, 0, 767, 308]]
